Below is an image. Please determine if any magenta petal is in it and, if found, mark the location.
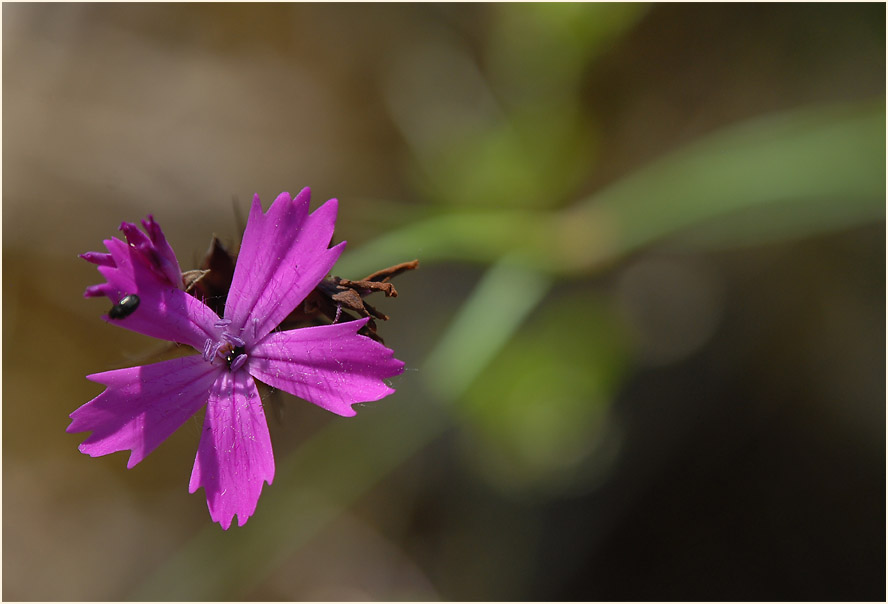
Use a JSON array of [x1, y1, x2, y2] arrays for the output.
[[67, 356, 219, 468], [96, 237, 220, 349], [80, 251, 115, 267], [119, 220, 151, 247], [224, 190, 345, 344], [249, 318, 405, 417], [84, 284, 113, 298], [119, 216, 182, 288], [188, 372, 274, 530], [140, 214, 183, 287]]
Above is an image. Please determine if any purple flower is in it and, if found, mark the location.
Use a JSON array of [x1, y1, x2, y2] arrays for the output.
[[68, 189, 405, 529]]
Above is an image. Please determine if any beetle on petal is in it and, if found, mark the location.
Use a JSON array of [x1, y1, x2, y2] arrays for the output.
[[69, 189, 406, 529]]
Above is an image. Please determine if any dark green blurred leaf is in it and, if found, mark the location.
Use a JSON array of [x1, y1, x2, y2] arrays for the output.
[[488, 3, 648, 102], [457, 291, 629, 493], [429, 103, 597, 210], [392, 3, 646, 211]]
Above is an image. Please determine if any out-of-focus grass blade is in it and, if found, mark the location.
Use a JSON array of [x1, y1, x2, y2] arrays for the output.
[[333, 208, 553, 278], [557, 100, 886, 270], [339, 100, 885, 278], [129, 257, 551, 601]]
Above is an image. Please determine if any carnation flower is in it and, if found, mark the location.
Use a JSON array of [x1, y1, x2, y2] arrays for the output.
[[68, 189, 405, 529]]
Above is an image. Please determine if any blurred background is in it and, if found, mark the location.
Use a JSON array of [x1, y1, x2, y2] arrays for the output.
[[3, 3, 884, 600]]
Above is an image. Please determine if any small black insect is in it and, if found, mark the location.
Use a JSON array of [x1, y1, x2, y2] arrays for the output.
[[108, 294, 140, 319]]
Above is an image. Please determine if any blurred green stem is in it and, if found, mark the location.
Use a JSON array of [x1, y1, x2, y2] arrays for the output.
[[423, 257, 553, 400]]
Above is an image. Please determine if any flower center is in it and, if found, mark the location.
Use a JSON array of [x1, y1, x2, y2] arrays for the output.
[[225, 345, 248, 372], [202, 325, 249, 372]]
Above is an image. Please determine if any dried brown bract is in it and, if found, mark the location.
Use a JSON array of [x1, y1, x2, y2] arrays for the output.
[[186, 233, 417, 343]]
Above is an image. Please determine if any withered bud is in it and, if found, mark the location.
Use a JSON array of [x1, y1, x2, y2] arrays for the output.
[[183, 231, 418, 343]]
